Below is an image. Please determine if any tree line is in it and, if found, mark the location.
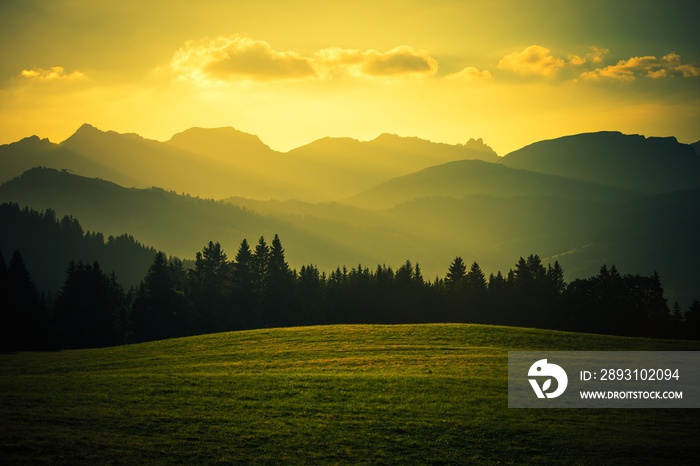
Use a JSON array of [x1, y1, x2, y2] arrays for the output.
[[2, 232, 700, 351], [0, 202, 157, 292]]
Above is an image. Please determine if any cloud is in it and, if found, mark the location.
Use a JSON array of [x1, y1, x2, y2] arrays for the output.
[[493, 45, 699, 83], [171, 36, 316, 83], [20, 66, 85, 81], [497, 45, 565, 77], [359, 46, 438, 77], [568, 46, 609, 67], [171, 36, 439, 83], [674, 64, 700, 78], [314, 46, 438, 78], [445, 66, 494, 82], [581, 53, 700, 81]]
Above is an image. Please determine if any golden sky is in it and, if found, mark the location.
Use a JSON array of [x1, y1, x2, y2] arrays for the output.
[[1, 0, 699, 155]]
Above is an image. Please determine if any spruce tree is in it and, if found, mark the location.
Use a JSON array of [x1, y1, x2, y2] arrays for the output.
[[445, 257, 467, 322], [487, 271, 510, 325], [129, 252, 195, 342], [465, 262, 488, 323], [251, 237, 270, 324], [188, 242, 232, 332], [2, 250, 41, 350], [445, 257, 467, 291], [685, 300, 700, 340], [266, 235, 296, 326], [512, 255, 548, 326], [232, 239, 255, 328], [297, 264, 326, 325], [54, 261, 125, 348]]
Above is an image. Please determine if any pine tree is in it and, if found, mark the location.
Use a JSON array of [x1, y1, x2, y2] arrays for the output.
[[547, 261, 566, 297], [670, 302, 684, 338], [266, 235, 296, 326], [2, 250, 42, 350], [0, 250, 7, 304], [414, 263, 424, 286], [251, 236, 270, 305], [544, 261, 566, 328], [445, 257, 468, 322], [129, 252, 195, 342], [685, 300, 700, 340], [187, 242, 232, 332], [512, 255, 548, 326], [233, 239, 253, 287], [445, 257, 467, 291], [488, 271, 510, 325], [465, 262, 488, 323], [54, 261, 126, 348], [168, 257, 188, 293], [0, 251, 10, 349], [297, 264, 326, 325], [232, 238, 255, 328]]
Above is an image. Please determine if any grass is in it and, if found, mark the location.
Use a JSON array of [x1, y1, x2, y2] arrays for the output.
[[1, 323, 699, 464]]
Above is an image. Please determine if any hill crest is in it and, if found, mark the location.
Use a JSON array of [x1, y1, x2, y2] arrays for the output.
[[500, 131, 700, 194]]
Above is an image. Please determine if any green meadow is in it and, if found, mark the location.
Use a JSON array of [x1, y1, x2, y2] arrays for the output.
[[1, 324, 699, 464]]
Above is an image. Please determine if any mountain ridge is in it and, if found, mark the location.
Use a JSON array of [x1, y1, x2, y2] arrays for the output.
[[0, 167, 381, 270], [3, 125, 697, 202], [500, 131, 700, 194], [347, 158, 638, 210], [1, 124, 496, 201], [2, 166, 698, 306]]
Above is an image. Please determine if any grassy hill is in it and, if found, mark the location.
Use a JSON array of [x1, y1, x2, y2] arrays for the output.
[[1, 324, 698, 464]]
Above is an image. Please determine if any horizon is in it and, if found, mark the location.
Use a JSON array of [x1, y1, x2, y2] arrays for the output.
[[5, 122, 698, 158], [1, 1, 699, 155]]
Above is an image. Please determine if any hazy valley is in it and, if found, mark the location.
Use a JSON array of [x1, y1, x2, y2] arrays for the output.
[[1, 125, 699, 307]]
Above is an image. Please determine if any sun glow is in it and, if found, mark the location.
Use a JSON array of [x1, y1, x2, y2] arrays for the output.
[[0, 1, 698, 153]]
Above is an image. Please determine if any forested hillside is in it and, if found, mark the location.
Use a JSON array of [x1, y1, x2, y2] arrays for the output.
[[3, 226, 699, 351], [0, 202, 157, 292], [4, 166, 698, 306]]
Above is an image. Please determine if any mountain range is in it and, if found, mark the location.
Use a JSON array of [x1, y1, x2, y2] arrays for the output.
[[1, 126, 699, 306], [0, 124, 496, 202], [500, 131, 700, 194]]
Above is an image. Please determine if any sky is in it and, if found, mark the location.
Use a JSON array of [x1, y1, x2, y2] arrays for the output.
[[1, 0, 699, 155]]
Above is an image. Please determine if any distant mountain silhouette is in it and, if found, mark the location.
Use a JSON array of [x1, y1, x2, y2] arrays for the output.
[[289, 133, 497, 177], [0, 167, 378, 270], [60, 124, 267, 198], [500, 131, 700, 194], [381, 188, 700, 307], [2, 167, 698, 307], [1, 125, 492, 201], [166, 126, 275, 161], [0, 134, 122, 184], [346, 159, 636, 210]]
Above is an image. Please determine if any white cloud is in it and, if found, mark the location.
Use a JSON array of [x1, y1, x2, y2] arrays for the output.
[[497, 45, 565, 77], [171, 36, 439, 84], [359, 46, 438, 77], [315, 46, 438, 78], [171, 35, 316, 83], [445, 66, 494, 82], [20, 66, 85, 81], [568, 46, 609, 67], [581, 53, 700, 81]]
